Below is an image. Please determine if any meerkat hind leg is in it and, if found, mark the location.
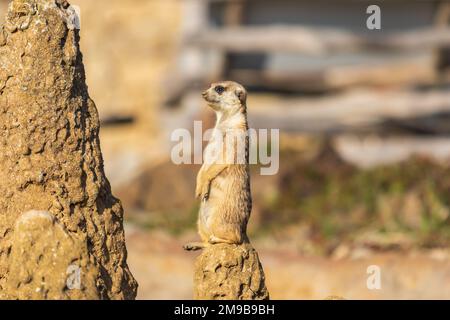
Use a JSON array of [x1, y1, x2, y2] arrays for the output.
[[209, 236, 239, 245]]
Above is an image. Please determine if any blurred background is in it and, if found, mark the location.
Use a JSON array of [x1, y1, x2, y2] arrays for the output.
[[2, 0, 450, 299]]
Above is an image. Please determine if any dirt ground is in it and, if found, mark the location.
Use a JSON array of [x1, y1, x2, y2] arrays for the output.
[[125, 225, 450, 300]]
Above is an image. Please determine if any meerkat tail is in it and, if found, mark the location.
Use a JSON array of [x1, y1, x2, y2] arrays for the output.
[[183, 242, 209, 251]]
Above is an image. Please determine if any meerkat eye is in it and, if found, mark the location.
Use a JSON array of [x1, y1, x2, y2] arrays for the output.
[[214, 85, 225, 94]]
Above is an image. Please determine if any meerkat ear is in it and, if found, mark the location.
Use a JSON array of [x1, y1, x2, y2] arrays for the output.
[[235, 88, 247, 104]]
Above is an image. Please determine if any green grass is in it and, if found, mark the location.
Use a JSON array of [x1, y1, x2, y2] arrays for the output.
[[259, 150, 450, 248]]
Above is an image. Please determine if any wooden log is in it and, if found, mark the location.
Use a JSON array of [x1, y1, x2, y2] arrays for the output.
[[334, 135, 450, 169], [224, 0, 246, 26], [435, 2, 450, 69], [227, 52, 437, 91], [189, 26, 450, 54], [248, 89, 450, 133], [324, 54, 437, 89]]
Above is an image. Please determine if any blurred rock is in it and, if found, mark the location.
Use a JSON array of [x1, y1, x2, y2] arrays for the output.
[[117, 161, 198, 222]]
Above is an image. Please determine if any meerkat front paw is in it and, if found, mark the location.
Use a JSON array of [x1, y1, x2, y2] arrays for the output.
[[195, 183, 210, 200], [195, 185, 203, 199], [195, 173, 204, 198]]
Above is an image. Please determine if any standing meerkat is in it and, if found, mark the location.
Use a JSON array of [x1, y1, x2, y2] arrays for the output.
[[184, 81, 252, 251]]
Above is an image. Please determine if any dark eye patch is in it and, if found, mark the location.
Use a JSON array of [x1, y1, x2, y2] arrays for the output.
[[214, 85, 225, 94]]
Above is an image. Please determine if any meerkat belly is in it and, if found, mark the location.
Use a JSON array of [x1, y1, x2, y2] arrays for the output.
[[203, 167, 250, 227], [199, 174, 228, 229]]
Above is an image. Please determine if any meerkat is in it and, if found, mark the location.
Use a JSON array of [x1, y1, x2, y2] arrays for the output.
[[184, 81, 252, 251]]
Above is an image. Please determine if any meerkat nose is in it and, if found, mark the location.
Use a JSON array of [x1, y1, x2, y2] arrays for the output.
[[202, 91, 208, 98]]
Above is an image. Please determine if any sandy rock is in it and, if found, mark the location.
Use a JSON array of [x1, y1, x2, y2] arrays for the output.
[[193, 243, 269, 300], [2, 211, 99, 299], [0, 0, 137, 299]]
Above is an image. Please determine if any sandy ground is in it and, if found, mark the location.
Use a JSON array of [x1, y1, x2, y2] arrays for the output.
[[125, 225, 450, 300]]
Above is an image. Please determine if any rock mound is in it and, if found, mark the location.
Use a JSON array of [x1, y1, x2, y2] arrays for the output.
[[0, 0, 137, 299], [194, 243, 269, 300]]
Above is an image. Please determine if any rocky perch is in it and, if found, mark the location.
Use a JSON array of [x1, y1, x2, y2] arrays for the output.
[[194, 243, 269, 300], [0, 0, 137, 299]]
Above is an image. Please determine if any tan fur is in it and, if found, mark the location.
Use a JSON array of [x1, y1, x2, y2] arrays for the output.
[[184, 81, 251, 251]]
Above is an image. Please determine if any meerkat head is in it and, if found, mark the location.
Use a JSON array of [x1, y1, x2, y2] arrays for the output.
[[202, 81, 247, 115]]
